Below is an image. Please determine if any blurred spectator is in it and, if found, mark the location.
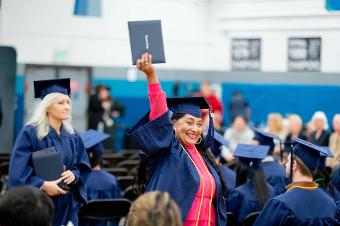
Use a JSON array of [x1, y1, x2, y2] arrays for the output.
[[266, 113, 286, 140], [88, 84, 107, 130], [284, 114, 307, 152], [228, 90, 251, 123], [126, 191, 182, 226], [327, 114, 340, 169], [222, 115, 254, 162], [88, 85, 125, 151], [0, 185, 54, 226], [195, 81, 224, 123], [309, 111, 330, 147], [173, 80, 180, 97], [266, 113, 287, 158]]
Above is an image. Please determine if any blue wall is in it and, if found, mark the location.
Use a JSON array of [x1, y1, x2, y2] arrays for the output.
[[93, 78, 340, 130], [222, 83, 340, 126]]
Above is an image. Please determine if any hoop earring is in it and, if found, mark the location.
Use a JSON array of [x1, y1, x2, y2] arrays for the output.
[[196, 136, 202, 144]]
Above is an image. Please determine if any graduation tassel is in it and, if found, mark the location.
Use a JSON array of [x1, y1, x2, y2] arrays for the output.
[[290, 141, 294, 180]]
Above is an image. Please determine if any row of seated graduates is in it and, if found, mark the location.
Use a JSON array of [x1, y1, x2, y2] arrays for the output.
[[218, 127, 340, 226], [223, 159, 340, 226], [81, 128, 340, 226]]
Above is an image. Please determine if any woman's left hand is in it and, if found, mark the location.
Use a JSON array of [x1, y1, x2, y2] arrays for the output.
[[61, 170, 76, 185]]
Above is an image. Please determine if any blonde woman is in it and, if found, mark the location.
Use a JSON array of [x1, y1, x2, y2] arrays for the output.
[[310, 111, 331, 147], [126, 191, 182, 226], [8, 78, 91, 226]]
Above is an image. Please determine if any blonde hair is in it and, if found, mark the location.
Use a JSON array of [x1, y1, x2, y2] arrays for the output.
[[26, 93, 74, 139], [267, 113, 284, 135], [288, 114, 303, 126], [311, 111, 329, 130], [126, 191, 182, 226]]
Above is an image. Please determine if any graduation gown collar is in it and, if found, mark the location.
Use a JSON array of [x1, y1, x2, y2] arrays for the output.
[[48, 123, 72, 137], [286, 181, 318, 191]]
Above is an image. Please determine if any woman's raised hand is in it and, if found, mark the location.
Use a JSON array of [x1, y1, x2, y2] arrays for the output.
[[136, 53, 159, 84]]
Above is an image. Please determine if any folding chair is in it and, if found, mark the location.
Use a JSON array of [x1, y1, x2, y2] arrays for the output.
[[102, 153, 126, 167], [105, 167, 129, 177], [78, 198, 131, 222], [120, 149, 139, 158], [117, 160, 139, 172], [117, 176, 134, 191]]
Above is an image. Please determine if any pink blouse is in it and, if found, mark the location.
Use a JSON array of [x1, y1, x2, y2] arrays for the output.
[[148, 82, 217, 226]]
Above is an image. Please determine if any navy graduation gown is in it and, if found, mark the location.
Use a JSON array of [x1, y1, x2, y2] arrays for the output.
[[128, 112, 227, 226], [80, 169, 122, 226], [254, 185, 340, 226], [221, 165, 236, 190], [9, 125, 91, 226], [226, 182, 275, 223], [262, 160, 290, 195]]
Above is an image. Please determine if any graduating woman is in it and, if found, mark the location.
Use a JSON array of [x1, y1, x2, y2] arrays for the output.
[[8, 78, 91, 226], [127, 53, 226, 226], [226, 144, 275, 223]]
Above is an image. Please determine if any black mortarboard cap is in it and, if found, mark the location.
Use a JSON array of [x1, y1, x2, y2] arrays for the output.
[[34, 78, 71, 99], [167, 97, 214, 147]]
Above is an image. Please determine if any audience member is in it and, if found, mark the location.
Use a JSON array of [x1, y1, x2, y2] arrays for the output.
[[222, 115, 254, 162], [309, 111, 330, 147], [0, 185, 54, 226], [125, 191, 182, 226], [88, 84, 125, 151], [228, 90, 250, 123], [327, 114, 340, 168], [195, 81, 224, 123], [284, 114, 307, 153]]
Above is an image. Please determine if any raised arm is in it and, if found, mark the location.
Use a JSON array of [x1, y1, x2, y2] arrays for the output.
[[137, 53, 168, 121]]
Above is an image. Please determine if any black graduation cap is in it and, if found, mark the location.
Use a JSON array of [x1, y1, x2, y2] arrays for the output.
[[290, 137, 333, 177], [166, 97, 214, 147], [252, 127, 280, 154], [167, 97, 210, 118], [233, 144, 270, 168], [318, 146, 334, 171], [80, 129, 110, 156], [34, 78, 71, 99], [211, 131, 230, 158]]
